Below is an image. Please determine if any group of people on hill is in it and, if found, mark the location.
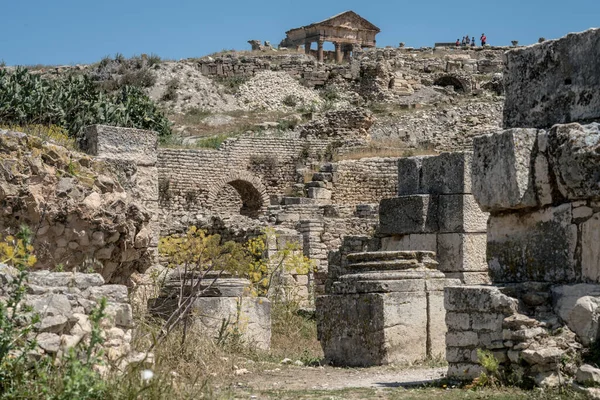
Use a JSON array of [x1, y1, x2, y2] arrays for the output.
[[455, 34, 487, 47]]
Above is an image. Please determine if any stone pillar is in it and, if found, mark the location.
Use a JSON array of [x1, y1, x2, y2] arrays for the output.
[[317, 251, 450, 366], [317, 40, 324, 62], [304, 41, 311, 55], [80, 125, 159, 277], [334, 42, 342, 64]]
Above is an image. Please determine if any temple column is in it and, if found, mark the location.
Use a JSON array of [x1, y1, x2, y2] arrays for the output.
[[317, 39, 324, 62], [334, 42, 343, 64], [305, 41, 311, 55]]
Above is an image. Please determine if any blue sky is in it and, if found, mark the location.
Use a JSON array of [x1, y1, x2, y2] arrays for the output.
[[1, 0, 599, 66]]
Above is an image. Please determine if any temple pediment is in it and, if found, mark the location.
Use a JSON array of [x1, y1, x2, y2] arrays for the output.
[[307, 11, 380, 33]]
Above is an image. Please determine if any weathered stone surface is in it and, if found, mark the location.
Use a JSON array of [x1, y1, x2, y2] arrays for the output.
[[420, 152, 472, 195], [553, 284, 600, 346], [521, 348, 565, 365], [379, 195, 438, 235], [318, 251, 448, 366], [437, 233, 487, 273], [80, 125, 157, 165], [397, 156, 423, 195], [380, 234, 437, 252], [582, 213, 600, 282], [318, 291, 428, 366], [445, 286, 518, 314], [472, 128, 539, 212], [487, 203, 578, 282], [438, 195, 488, 233], [503, 28, 600, 129], [576, 364, 600, 387], [192, 297, 271, 350], [547, 123, 600, 200]]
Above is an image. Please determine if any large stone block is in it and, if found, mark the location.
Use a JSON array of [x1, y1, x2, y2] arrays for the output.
[[438, 195, 488, 233], [487, 203, 578, 283], [380, 234, 437, 252], [472, 128, 539, 212], [547, 123, 600, 200], [582, 213, 600, 282], [553, 284, 600, 346], [379, 195, 438, 235], [317, 292, 428, 366], [191, 297, 271, 350], [397, 156, 426, 195], [444, 285, 518, 314], [420, 152, 472, 195], [437, 233, 488, 273], [503, 28, 600, 129], [80, 125, 158, 165]]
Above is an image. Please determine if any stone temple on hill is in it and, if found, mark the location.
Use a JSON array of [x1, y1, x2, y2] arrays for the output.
[[279, 11, 380, 63]]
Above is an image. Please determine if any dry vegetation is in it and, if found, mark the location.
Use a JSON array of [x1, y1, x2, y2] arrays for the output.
[[334, 139, 438, 161]]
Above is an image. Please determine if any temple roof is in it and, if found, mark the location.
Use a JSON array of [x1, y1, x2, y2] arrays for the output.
[[286, 11, 380, 34]]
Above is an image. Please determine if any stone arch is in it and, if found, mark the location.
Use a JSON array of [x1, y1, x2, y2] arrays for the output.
[[433, 74, 471, 93], [207, 171, 269, 218]]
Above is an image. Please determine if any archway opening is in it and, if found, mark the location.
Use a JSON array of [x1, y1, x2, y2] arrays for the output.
[[433, 76, 467, 92], [214, 179, 264, 219]]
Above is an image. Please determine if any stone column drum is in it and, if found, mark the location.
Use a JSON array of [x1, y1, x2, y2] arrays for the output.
[[316, 251, 448, 366]]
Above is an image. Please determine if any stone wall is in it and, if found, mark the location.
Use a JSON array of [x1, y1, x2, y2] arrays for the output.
[[0, 266, 141, 368], [0, 129, 154, 284], [195, 46, 505, 88], [81, 125, 160, 272], [378, 152, 489, 284], [446, 28, 600, 388], [472, 123, 600, 283], [157, 134, 329, 230]]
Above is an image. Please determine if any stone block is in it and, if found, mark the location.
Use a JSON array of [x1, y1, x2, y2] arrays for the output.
[[582, 213, 600, 282], [397, 156, 426, 195], [191, 297, 271, 350], [503, 28, 600, 129], [487, 203, 578, 282], [547, 123, 600, 200], [420, 152, 472, 194], [380, 234, 437, 252], [438, 195, 488, 233], [471, 313, 504, 332], [447, 363, 483, 380], [446, 312, 471, 331], [437, 233, 487, 273], [428, 289, 447, 359], [307, 187, 332, 200], [553, 284, 600, 346], [445, 272, 491, 285], [472, 128, 539, 212], [444, 285, 518, 314], [379, 195, 438, 235], [446, 331, 478, 347], [317, 292, 428, 366], [80, 125, 158, 165]]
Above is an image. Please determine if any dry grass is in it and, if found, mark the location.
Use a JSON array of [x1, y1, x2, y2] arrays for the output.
[[167, 109, 296, 140]]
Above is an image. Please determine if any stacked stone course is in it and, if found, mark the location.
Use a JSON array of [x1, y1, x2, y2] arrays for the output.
[[378, 152, 489, 284]]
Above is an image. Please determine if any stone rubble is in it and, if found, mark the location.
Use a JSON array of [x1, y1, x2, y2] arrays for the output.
[[237, 70, 323, 111]]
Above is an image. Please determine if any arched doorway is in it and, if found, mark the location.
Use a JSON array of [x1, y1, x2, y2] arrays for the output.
[[433, 75, 470, 92], [207, 172, 269, 219]]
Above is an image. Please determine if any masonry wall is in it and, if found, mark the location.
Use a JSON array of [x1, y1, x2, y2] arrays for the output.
[[330, 158, 399, 206], [157, 134, 329, 231]]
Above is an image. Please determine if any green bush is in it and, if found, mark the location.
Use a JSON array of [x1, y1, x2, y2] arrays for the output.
[[162, 78, 180, 101], [0, 67, 171, 139]]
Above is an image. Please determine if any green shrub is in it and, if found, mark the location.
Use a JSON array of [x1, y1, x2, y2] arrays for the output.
[[214, 75, 248, 94], [162, 78, 180, 101], [282, 94, 298, 107], [0, 67, 172, 139], [195, 134, 230, 149]]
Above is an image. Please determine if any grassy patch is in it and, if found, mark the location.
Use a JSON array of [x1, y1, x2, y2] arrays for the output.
[[195, 133, 231, 149]]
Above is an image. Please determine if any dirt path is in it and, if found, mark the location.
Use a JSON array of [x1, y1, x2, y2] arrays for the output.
[[237, 365, 447, 391]]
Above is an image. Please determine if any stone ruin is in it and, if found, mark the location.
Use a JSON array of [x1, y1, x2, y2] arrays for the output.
[[318, 250, 449, 366], [316, 27, 600, 391], [379, 152, 489, 285], [445, 28, 600, 388]]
